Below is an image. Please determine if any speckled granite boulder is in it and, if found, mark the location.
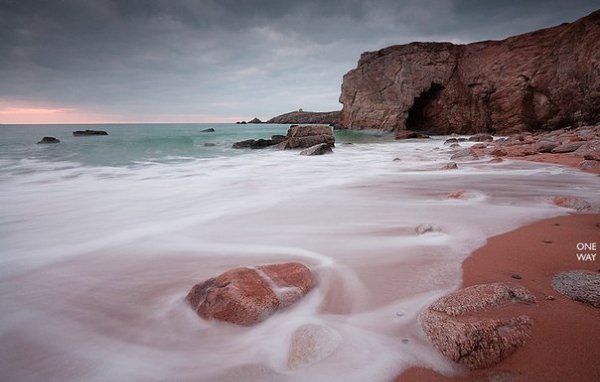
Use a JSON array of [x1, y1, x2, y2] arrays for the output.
[[552, 270, 600, 308], [420, 283, 536, 369]]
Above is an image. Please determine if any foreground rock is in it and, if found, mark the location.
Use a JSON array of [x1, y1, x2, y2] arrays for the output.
[[73, 129, 108, 136], [186, 262, 316, 326], [299, 143, 333, 156], [288, 324, 342, 369], [37, 136, 60, 144], [279, 125, 335, 149], [420, 283, 535, 369], [552, 271, 600, 308], [339, 10, 600, 134], [267, 110, 341, 125]]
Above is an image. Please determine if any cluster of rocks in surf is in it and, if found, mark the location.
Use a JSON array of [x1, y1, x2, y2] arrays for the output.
[[232, 125, 335, 156], [37, 130, 110, 144]]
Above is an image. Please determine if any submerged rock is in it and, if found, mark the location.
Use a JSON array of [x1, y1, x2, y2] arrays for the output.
[[37, 136, 60, 144], [442, 162, 458, 170], [450, 147, 478, 160], [469, 134, 494, 142], [420, 283, 535, 369], [552, 196, 592, 211], [552, 271, 600, 308], [232, 138, 276, 149], [186, 262, 316, 326], [73, 129, 108, 136], [288, 324, 342, 369], [395, 130, 430, 139], [299, 143, 333, 156], [201, 128, 215, 133]]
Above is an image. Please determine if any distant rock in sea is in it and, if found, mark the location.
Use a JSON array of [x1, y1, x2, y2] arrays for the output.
[[73, 129, 108, 136], [37, 136, 60, 144], [247, 117, 262, 124], [201, 128, 215, 132], [267, 110, 341, 125], [339, 10, 600, 134]]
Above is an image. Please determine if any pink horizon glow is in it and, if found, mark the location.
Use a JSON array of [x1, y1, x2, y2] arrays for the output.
[[0, 103, 248, 124]]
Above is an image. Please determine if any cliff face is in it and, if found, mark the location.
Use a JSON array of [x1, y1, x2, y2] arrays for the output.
[[339, 10, 600, 134], [267, 110, 341, 124]]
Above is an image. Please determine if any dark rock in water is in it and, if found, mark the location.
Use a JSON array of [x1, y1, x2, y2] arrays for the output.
[[232, 138, 276, 149], [552, 270, 600, 308], [201, 128, 215, 133], [247, 117, 262, 124], [420, 283, 535, 369], [73, 129, 108, 136], [444, 138, 458, 144], [552, 196, 591, 211], [278, 125, 335, 149], [37, 136, 60, 144], [395, 130, 430, 139], [299, 143, 333, 156], [186, 262, 316, 326], [579, 159, 600, 171], [450, 147, 478, 160], [236, 121, 247, 124], [271, 135, 287, 144], [203, 143, 216, 147]]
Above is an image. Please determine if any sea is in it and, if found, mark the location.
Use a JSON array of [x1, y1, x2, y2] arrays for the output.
[[1, 123, 599, 381]]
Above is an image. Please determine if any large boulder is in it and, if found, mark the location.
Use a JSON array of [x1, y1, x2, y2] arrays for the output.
[[278, 125, 335, 149], [339, 10, 600, 134], [419, 283, 535, 369], [186, 262, 316, 326]]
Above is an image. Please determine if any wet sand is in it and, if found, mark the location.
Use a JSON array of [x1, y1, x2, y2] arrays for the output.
[[509, 153, 600, 175], [396, 213, 600, 381]]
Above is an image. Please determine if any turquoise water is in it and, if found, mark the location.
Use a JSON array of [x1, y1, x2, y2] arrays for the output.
[[0, 123, 391, 167]]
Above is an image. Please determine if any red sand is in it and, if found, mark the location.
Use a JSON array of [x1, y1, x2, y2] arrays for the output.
[[396, 214, 600, 382], [510, 153, 600, 175]]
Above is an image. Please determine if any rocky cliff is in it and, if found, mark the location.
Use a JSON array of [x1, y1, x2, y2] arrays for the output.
[[339, 10, 600, 134], [267, 110, 341, 124]]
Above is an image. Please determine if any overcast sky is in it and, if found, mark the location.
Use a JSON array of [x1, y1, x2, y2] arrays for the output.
[[0, 0, 597, 123]]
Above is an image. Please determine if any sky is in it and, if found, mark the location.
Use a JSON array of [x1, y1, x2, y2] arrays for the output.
[[0, 0, 598, 124]]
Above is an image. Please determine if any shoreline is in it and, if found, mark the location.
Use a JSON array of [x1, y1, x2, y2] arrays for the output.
[[396, 213, 600, 381]]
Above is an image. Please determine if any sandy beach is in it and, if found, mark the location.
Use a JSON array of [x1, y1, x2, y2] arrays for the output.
[[397, 213, 600, 381]]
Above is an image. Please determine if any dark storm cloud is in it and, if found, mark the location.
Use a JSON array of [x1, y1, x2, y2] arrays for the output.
[[0, 0, 597, 121]]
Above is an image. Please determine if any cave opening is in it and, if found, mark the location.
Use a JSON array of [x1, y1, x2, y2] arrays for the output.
[[406, 83, 445, 132]]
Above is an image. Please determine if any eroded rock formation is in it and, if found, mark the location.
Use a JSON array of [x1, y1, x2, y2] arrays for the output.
[[340, 10, 600, 134], [267, 110, 341, 125]]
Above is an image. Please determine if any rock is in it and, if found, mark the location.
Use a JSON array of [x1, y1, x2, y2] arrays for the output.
[[267, 110, 341, 125], [299, 143, 333, 156], [489, 157, 504, 163], [278, 125, 335, 149], [232, 139, 276, 149], [551, 141, 585, 153], [447, 190, 469, 199], [552, 196, 591, 211], [469, 134, 494, 142], [584, 150, 600, 161], [203, 143, 216, 147], [201, 128, 215, 132], [236, 121, 247, 124], [271, 135, 287, 144], [186, 262, 316, 326], [449, 143, 461, 148], [415, 224, 439, 234], [73, 129, 108, 136], [471, 143, 488, 149], [488, 147, 508, 156], [288, 324, 342, 369], [442, 162, 458, 170], [419, 283, 535, 369], [37, 136, 60, 144], [545, 295, 556, 301], [506, 144, 536, 157], [511, 273, 522, 280], [533, 140, 559, 153], [339, 11, 600, 133], [444, 138, 459, 144], [450, 147, 478, 160], [579, 160, 600, 171], [552, 271, 600, 308], [573, 140, 600, 157], [247, 118, 262, 124], [395, 131, 430, 139]]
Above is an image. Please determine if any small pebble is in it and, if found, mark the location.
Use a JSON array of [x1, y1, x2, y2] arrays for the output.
[[401, 339, 409, 344], [396, 312, 404, 317], [393, 158, 401, 161], [554, 223, 560, 226], [511, 273, 522, 280], [545, 295, 555, 301], [543, 240, 553, 244]]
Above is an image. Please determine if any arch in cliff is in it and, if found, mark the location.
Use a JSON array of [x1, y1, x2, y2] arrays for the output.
[[405, 83, 445, 133]]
